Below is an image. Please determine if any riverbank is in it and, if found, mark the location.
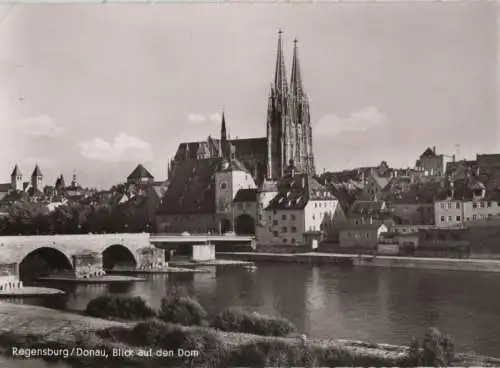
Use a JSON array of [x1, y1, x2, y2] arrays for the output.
[[0, 286, 64, 297], [0, 302, 498, 367], [106, 267, 211, 274], [36, 275, 146, 283], [218, 252, 500, 272]]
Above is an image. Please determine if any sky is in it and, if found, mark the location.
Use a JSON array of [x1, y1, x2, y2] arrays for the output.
[[0, 2, 497, 189]]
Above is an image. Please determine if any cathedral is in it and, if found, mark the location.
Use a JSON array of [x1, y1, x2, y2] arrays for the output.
[[168, 30, 315, 185], [157, 31, 332, 239]]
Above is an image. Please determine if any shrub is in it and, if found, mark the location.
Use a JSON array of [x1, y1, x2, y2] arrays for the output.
[[212, 307, 296, 337], [131, 318, 170, 346], [85, 295, 156, 320], [158, 295, 208, 326], [229, 340, 353, 367], [402, 327, 455, 367]]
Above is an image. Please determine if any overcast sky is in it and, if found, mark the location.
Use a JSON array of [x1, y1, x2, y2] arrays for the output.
[[0, 3, 496, 189]]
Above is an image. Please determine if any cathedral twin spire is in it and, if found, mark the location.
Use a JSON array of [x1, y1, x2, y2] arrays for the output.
[[267, 30, 315, 180]]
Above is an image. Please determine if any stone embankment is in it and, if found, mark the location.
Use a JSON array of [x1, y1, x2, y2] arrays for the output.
[[218, 252, 500, 272]]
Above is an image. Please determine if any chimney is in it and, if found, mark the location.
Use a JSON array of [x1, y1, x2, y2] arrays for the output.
[[452, 154, 456, 162], [433, 146, 436, 155]]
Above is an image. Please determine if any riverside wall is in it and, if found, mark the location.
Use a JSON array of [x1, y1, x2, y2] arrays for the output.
[[217, 252, 500, 273]]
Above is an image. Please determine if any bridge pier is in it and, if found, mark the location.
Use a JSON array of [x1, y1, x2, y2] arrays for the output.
[[137, 247, 167, 271], [72, 252, 106, 279], [0, 263, 23, 291]]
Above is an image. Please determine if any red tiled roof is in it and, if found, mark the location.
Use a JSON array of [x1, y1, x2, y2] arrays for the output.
[[266, 173, 335, 210], [158, 158, 224, 214], [350, 200, 386, 215]]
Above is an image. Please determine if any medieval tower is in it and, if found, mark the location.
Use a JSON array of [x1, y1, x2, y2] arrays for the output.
[[266, 30, 315, 181]]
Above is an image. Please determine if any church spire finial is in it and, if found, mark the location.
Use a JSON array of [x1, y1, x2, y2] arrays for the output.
[[290, 37, 304, 98], [274, 29, 288, 96]]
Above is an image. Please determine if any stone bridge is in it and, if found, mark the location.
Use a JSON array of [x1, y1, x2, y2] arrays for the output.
[[0, 233, 154, 278]]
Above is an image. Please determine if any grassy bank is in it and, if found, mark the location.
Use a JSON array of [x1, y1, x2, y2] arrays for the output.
[[0, 300, 499, 367]]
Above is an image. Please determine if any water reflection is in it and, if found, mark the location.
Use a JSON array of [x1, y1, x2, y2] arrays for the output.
[[8, 264, 500, 357]]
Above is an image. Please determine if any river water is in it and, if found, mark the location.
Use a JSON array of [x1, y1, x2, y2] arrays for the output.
[[2, 263, 500, 366]]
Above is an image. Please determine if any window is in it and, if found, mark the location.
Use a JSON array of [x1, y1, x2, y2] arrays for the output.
[[488, 214, 492, 218], [272, 231, 278, 237], [440, 216, 445, 223], [272, 220, 278, 226], [281, 226, 287, 233], [291, 214, 296, 221], [268, 215, 271, 221], [282, 214, 287, 220], [473, 215, 477, 220], [447, 202, 452, 209], [283, 238, 287, 243], [220, 182, 227, 190], [291, 226, 297, 233], [456, 202, 460, 209], [480, 202, 485, 208], [447, 216, 452, 222], [473, 202, 477, 209], [487, 201, 492, 208], [456, 216, 461, 222], [291, 238, 296, 244], [440, 203, 445, 209], [312, 215, 315, 220], [315, 203, 317, 208]]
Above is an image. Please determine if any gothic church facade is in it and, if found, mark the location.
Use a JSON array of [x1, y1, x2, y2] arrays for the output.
[[157, 31, 317, 235]]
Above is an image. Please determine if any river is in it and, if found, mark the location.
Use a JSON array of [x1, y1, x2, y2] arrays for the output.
[[2, 263, 500, 366]]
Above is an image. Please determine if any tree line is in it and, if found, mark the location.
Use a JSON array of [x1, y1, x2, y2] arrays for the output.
[[0, 200, 156, 235]]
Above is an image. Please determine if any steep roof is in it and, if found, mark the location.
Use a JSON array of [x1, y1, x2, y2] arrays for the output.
[[127, 164, 154, 180], [10, 165, 21, 177], [420, 147, 436, 157], [158, 158, 224, 215], [350, 200, 386, 216], [234, 188, 258, 203], [266, 173, 336, 210], [31, 165, 43, 177]]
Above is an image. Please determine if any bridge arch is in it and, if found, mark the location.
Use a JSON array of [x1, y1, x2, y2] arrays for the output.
[[102, 244, 138, 271], [19, 247, 73, 281], [235, 214, 256, 235]]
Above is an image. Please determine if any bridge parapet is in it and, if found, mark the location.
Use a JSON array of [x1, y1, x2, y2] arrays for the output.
[[0, 233, 154, 276]]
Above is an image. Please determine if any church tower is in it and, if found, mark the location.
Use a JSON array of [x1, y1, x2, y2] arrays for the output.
[[266, 30, 289, 180], [31, 165, 44, 193], [219, 110, 230, 160], [266, 31, 315, 181], [10, 164, 23, 192], [289, 39, 315, 176]]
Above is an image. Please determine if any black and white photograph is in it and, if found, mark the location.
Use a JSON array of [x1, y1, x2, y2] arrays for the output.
[[0, 1, 497, 367]]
